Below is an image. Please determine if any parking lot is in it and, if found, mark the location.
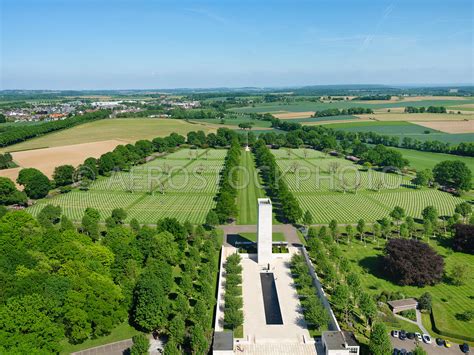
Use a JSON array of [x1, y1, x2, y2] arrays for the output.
[[391, 336, 467, 355]]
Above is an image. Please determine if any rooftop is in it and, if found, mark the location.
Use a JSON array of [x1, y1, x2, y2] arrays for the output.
[[387, 298, 418, 309], [213, 331, 233, 351], [323, 331, 359, 350]]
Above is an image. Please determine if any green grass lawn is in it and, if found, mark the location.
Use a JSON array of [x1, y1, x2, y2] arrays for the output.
[[338, 238, 474, 342], [390, 146, 474, 179], [60, 322, 141, 354], [197, 117, 272, 128], [236, 150, 267, 224]]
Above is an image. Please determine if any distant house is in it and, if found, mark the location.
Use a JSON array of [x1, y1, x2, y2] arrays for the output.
[[387, 298, 418, 314], [322, 331, 360, 355]]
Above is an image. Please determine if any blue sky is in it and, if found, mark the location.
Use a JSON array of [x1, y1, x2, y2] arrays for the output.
[[1, 0, 473, 89]]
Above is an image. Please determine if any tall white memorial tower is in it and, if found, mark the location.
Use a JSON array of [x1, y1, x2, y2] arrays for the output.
[[257, 198, 272, 265]]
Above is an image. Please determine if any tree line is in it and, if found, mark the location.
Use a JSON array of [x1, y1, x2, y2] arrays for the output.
[[206, 138, 241, 225], [0, 110, 111, 147], [268, 117, 474, 157], [253, 140, 303, 223], [404, 106, 447, 113], [312, 107, 374, 118]]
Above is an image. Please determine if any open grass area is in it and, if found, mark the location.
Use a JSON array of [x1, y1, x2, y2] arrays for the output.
[[236, 150, 267, 225], [389, 147, 474, 183], [0, 118, 217, 152], [338, 238, 474, 343], [60, 321, 141, 354], [28, 148, 226, 224], [196, 116, 272, 128], [272, 148, 465, 224]]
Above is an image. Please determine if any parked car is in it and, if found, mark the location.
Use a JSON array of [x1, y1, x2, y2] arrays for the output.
[[393, 349, 400, 355], [391, 330, 399, 338], [415, 332, 422, 342], [399, 330, 407, 340], [436, 338, 444, 346], [461, 343, 470, 353], [444, 340, 452, 348], [422, 334, 432, 344], [407, 333, 415, 340], [399, 349, 407, 355]]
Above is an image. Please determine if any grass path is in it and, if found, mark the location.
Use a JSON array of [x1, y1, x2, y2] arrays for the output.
[[236, 150, 266, 225]]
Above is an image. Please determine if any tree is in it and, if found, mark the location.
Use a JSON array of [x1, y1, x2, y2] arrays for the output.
[[379, 218, 391, 240], [329, 219, 338, 241], [455, 202, 472, 223], [0, 177, 27, 205], [449, 263, 470, 286], [452, 224, 474, 253], [357, 219, 365, 243], [359, 292, 377, 327], [111, 208, 127, 225], [418, 292, 432, 312], [303, 210, 313, 226], [168, 313, 186, 346], [205, 210, 219, 227], [132, 258, 173, 332], [384, 239, 444, 286], [81, 207, 100, 240], [303, 295, 329, 329], [389, 206, 405, 234], [17, 168, 51, 199], [0, 294, 64, 353], [369, 322, 392, 355], [405, 216, 416, 238], [433, 160, 472, 191], [190, 324, 208, 355], [37, 204, 62, 227], [332, 284, 351, 322], [345, 224, 354, 244], [422, 206, 438, 224], [412, 169, 433, 188], [53, 165, 75, 187], [130, 334, 149, 355]]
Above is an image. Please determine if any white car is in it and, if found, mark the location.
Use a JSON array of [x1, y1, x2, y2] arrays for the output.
[[422, 334, 432, 344], [415, 333, 422, 342]]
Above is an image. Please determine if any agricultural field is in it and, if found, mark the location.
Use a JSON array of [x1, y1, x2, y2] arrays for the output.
[[320, 121, 474, 144], [338, 239, 474, 343], [232, 97, 474, 114], [28, 148, 227, 224], [0, 140, 123, 183], [271, 148, 465, 224], [0, 118, 217, 152]]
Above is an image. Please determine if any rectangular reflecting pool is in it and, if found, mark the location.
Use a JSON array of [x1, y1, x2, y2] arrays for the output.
[[260, 272, 283, 325]]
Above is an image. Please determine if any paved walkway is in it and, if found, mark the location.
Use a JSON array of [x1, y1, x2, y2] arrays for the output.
[[394, 309, 430, 335], [220, 224, 302, 246], [240, 248, 313, 344], [71, 339, 132, 355], [235, 343, 318, 354]]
